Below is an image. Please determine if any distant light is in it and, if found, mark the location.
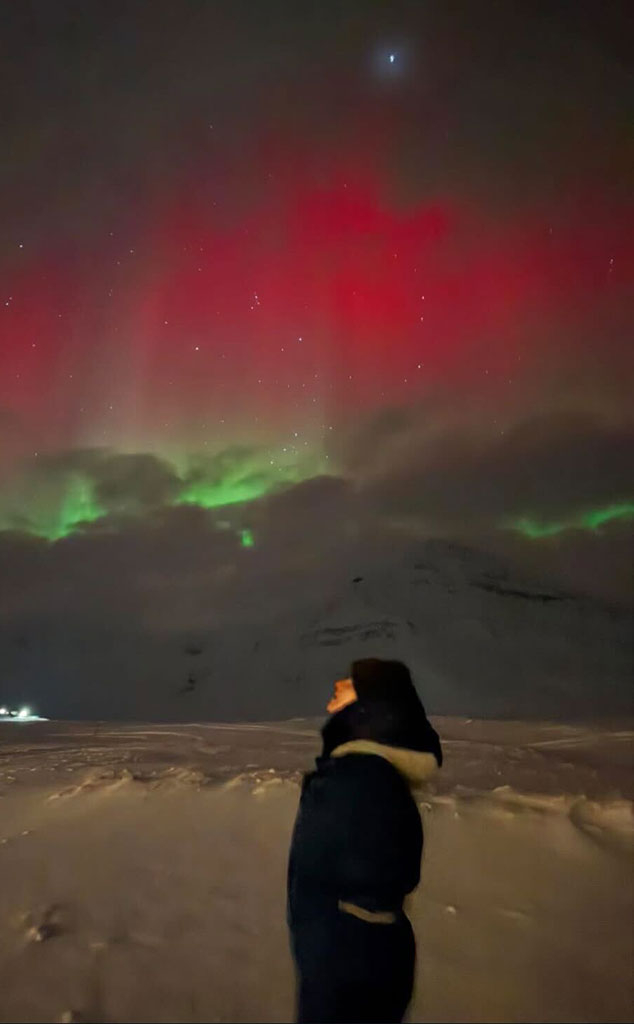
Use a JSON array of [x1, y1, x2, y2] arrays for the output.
[[389, 53, 396, 64], [0, 707, 7, 716], [17, 706, 30, 719]]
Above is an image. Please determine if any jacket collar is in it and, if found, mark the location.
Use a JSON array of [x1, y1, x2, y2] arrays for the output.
[[330, 739, 438, 789]]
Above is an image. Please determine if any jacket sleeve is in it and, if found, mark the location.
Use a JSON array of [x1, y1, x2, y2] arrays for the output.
[[287, 771, 344, 931], [331, 758, 423, 909]]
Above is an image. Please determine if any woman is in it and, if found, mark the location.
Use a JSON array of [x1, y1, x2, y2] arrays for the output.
[[287, 658, 442, 1023]]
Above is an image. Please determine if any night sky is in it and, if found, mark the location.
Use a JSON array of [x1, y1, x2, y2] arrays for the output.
[[0, 1, 632, 606]]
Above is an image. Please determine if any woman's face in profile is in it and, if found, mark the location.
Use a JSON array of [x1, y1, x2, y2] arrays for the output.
[[326, 676, 357, 715]]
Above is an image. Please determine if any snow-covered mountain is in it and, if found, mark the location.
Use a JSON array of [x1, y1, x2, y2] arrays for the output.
[[271, 539, 632, 720], [1, 538, 631, 720]]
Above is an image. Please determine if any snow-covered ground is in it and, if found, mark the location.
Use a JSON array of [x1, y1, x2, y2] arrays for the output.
[[0, 718, 632, 1023]]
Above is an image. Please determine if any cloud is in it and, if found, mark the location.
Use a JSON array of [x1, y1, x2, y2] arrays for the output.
[[326, 406, 415, 475], [92, 452, 181, 512], [2, 406, 632, 551], [0, 408, 632, 625], [0, 449, 183, 537], [344, 407, 634, 531], [0, 443, 330, 539]]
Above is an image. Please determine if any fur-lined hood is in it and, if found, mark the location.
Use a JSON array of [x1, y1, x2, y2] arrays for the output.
[[330, 739, 439, 789]]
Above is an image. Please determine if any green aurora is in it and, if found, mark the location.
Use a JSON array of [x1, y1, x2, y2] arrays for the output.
[[1, 472, 275, 542], [507, 502, 634, 539], [1, 454, 632, 545], [0, 449, 322, 542]]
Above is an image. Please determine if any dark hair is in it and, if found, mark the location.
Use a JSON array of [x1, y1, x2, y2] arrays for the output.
[[323, 658, 442, 764], [350, 658, 419, 707]]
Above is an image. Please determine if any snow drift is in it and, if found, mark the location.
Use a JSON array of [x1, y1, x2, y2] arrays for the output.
[[0, 718, 632, 1023]]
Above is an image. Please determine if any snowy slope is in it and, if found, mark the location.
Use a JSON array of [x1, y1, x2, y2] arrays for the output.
[[0, 537, 631, 721]]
